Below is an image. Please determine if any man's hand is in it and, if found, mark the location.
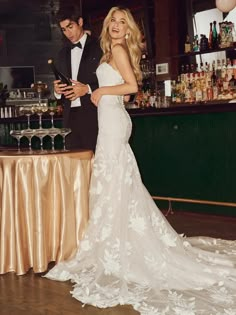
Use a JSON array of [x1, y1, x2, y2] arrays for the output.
[[65, 79, 89, 101], [55, 79, 89, 101], [54, 79, 68, 95]]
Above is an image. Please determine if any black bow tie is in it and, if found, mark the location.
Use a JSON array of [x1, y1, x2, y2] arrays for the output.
[[70, 42, 82, 49]]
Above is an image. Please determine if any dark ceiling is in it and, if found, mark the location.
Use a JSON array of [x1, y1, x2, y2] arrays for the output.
[[0, 0, 151, 35], [0, 0, 146, 18], [0, 0, 218, 17]]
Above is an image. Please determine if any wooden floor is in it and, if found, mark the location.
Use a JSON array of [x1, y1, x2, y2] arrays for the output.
[[1, 210, 236, 315]]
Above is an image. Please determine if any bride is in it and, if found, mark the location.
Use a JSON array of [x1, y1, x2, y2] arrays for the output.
[[45, 6, 236, 315]]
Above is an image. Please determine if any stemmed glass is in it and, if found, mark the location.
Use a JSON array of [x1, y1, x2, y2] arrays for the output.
[[60, 128, 72, 151], [36, 106, 44, 129], [10, 130, 23, 152], [31, 81, 48, 106], [34, 100, 48, 129], [48, 128, 60, 151], [31, 82, 48, 129], [48, 105, 58, 129], [22, 129, 36, 151], [18, 106, 33, 131], [35, 129, 49, 151]]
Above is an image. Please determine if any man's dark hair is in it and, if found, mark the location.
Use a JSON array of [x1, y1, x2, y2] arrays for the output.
[[55, 5, 82, 25]]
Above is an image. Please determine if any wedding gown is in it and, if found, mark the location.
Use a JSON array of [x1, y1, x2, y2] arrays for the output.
[[45, 62, 236, 315]]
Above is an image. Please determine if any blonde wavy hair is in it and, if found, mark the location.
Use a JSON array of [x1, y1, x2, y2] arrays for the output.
[[100, 6, 143, 84]]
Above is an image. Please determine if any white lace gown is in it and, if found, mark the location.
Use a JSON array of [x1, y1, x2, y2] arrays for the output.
[[45, 62, 236, 315]]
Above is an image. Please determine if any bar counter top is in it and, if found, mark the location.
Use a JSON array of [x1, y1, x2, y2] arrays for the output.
[[1, 100, 236, 124], [126, 100, 236, 117]]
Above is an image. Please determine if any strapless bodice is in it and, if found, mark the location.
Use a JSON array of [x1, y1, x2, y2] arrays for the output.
[[96, 62, 124, 108]]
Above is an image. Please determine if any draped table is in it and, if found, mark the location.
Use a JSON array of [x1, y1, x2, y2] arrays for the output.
[[0, 149, 93, 275]]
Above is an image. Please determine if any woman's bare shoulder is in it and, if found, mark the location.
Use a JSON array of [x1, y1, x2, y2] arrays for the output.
[[111, 44, 129, 62], [111, 43, 127, 54]]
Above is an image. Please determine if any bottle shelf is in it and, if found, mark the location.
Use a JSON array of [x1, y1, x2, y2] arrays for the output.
[[172, 45, 236, 58]]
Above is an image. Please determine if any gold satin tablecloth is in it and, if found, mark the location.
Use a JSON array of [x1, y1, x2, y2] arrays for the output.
[[0, 150, 93, 275]]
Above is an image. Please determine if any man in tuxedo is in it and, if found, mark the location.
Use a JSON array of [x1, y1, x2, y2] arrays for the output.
[[53, 6, 102, 152]]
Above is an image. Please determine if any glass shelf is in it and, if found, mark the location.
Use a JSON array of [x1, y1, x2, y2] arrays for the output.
[[172, 45, 236, 58]]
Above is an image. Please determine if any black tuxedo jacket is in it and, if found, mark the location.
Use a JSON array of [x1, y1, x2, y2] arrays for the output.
[[55, 35, 102, 127]]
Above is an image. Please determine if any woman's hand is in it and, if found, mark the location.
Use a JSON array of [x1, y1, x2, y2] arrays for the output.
[[124, 94, 131, 102], [91, 88, 103, 106]]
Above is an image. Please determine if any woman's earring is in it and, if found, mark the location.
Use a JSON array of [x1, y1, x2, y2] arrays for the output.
[[125, 33, 129, 40]]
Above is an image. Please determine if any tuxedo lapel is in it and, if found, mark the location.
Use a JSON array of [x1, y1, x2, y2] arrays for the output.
[[65, 47, 72, 78], [77, 36, 92, 77], [81, 35, 92, 62]]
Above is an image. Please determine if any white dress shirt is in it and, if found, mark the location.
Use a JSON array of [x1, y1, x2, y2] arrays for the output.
[[54, 33, 89, 108], [71, 33, 87, 107]]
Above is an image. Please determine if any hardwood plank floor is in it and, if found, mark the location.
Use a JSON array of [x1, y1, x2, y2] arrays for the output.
[[1, 211, 236, 315]]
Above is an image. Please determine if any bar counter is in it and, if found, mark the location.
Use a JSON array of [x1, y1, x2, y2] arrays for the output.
[[128, 100, 236, 216]]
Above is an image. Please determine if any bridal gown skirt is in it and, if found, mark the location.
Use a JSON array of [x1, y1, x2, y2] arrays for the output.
[[45, 63, 236, 315]]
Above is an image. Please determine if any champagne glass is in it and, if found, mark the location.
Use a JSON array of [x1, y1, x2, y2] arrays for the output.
[[60, 128, 72, 151], [10, 130, 23, 152], [35, 105, 43, 129], [18, 106, 33, 131], [35, 129, 49, 151], [48, 128, 61, 151], [35, 100, 48, 129], [48, 105, 58, 129], [22, 129, 36, 151], [31, 82, 48, 128], [31, 81, 48, 106]]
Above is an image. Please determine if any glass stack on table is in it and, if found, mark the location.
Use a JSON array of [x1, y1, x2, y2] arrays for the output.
[[10, 100, 71, 152]]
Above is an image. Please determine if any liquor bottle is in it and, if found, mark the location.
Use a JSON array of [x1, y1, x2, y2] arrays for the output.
[[218, 22, 222, 48], [192, 35, 199, 52], [202, 84, 208, 102], [206, 81, 213, 101], [200, 34, 208, 51], [212, 21, 218, 49], [223, 74, 229, 92], [208, 22, 213, 49], [185, 64, 190, 74], [216, 59, 222, 79], [175, 76, 182, 103], [184, 35, 192, 53], [233, 59, 236, 77], [195, 80, 203, 102], [140, 52, 149, 79], [211, 62, 218, 100], [180, 64, 185, 83], [171, 80, 177, 103], [226, 58, 233, 81], [204, 62, 210, 83], [212, 84, 218, 100], [190, 63, 195, 73], [221, 59, 227, 79], [200, 62, 205, 79], [229, 74, 236, 93], [211, 64, 217, 87], [205, 62, 210, 73], [184, 81, 191, 103], [48, 59, 71, 85]]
